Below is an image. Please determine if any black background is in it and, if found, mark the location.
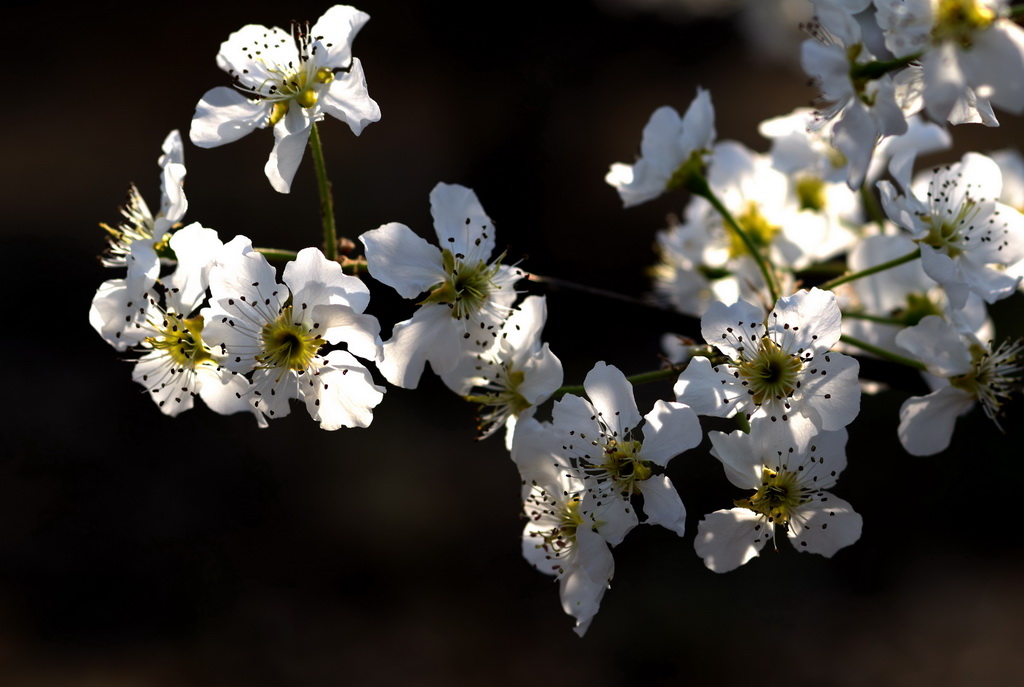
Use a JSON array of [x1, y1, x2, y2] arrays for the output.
[[3, 1, 1024, 685]]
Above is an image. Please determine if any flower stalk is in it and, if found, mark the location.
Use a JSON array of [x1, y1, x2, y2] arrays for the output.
[[308, 122, 339, 262], [818, 248, 921, 291]]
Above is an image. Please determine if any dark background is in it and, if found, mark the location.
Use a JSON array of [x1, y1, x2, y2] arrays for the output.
[[3, 1, 1024, 685]]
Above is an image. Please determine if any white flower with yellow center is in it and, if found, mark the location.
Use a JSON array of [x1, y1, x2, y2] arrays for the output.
[[875, 0, 1024, 122], [674, 287, 861, 452], [190, 5, 380, 193], [100, 130, 187, 267], [457, 296, 563, 447], [91, 225, 259, 421], [879, 152, 1024, 310], [695, 427, 862, 573], [552, 362, 702, 539], [896, 314, 1023, 455], [512, 418, 616, 637], [202, 241, 384, 430], [605, 87, 716, 207], [360, 182, 523, 390]]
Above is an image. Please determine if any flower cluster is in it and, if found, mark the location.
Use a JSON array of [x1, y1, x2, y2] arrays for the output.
[[89, 1, 1024, 637]]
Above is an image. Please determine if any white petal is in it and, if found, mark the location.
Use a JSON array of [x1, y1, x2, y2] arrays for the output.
[[787, 494, 862, 557], [429, 183, 496, 260], [694, 508, 771, 573], [320, 59, 381, 135], [898, 386, 975, 456], [190, 87, 266, 147], [265, 113, 312, 193], [379, 304, 462, 388], [360, 223, 446, 298], [640, 401, 701, 467], [305, 351, 385, 430], [583, 362, 641, 438], [639, 475, 686, 536]]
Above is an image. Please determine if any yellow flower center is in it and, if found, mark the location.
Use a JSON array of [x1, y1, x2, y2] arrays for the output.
[[146, 313, 212, 368], [597, 439, 653, 496], [421, 248, 505, 321], [258, 305, 325, 372], [736, 337, 804, 406], [267, 67, 336, 126], [735, 468, 810, 528], [934, 0, 997, 48]]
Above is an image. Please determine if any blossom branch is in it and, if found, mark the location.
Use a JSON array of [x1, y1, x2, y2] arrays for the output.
[[255, 247, 300, 262], [818, 248, 921, 290], [552, 366, 685, 399], [526, 272, 679, 314], [840, 333, 927, 371], [685, 173, 782, 303], [308, 122, 339, 262]]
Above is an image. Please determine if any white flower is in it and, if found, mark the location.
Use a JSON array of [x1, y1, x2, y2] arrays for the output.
[[879, 152, 1024, 309], [674, 288, 861, 451], [875, 0, 1024, 122], [202, 241, 385, 430], [695, 427, 862, 572], [190, 5, 380, 193], [360, 182, 524, 390], [91, 225, 260, 422], [513, 419, 615, 637], [801, 0, 909, 188], [551, 362, 702, 538], [605, 88, 716, 207], [896, 315, 1023, 455], [100, 130, 187, 267], [458, 296, 563, 447]]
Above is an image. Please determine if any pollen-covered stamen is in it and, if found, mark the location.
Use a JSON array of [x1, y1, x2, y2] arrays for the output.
[[578, 438, 652, 497], [919, 171, 985, 257], [421, 248, 507, 321], [466, 365, 531, 438], [228, 23, 338, 127], [100, 185, 160, 267], [950, 337, 1024, 429], [736, 336, 804, 405], [933, 0, 996, 48], [735, 467, 812, 529], [257, 305, 325, 374], [144, 312, 212, 369], [525, 487, 584, 573]]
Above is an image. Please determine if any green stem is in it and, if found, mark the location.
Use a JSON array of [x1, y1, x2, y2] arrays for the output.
[[840, 333, 927, 371], [255, 247, 299, 262], [818, 248, 920, 291], [685, 173, 781, 304], [841, 311, 904, 326], [308, 122, 338, 261], [553, 366, 683, 399], [850, 52, 922, 81], [526, 272, 677, 313]]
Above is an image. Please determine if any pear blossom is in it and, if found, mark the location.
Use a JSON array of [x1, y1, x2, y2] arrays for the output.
[[878, 152, 1024, 310], [360, 183, 524, 390], [202, 241, 384, 430], [90, 224, 259, 421], [190, 5, 380, 193], [605, 88, 716, 207], [674, 288, 861, 451], [458, 296, 563, 447], [875, 0, 1024, 122], [513, 419, 615, 637], [100, 130, 187, 268], [801, 0, 909, 188], [695, 428, 862, 572], [895, 315, 1023, 455], [550, 362, 702, 538]]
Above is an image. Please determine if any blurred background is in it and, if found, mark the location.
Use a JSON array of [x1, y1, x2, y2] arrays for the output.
[[3, 0, 1024, 684]]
